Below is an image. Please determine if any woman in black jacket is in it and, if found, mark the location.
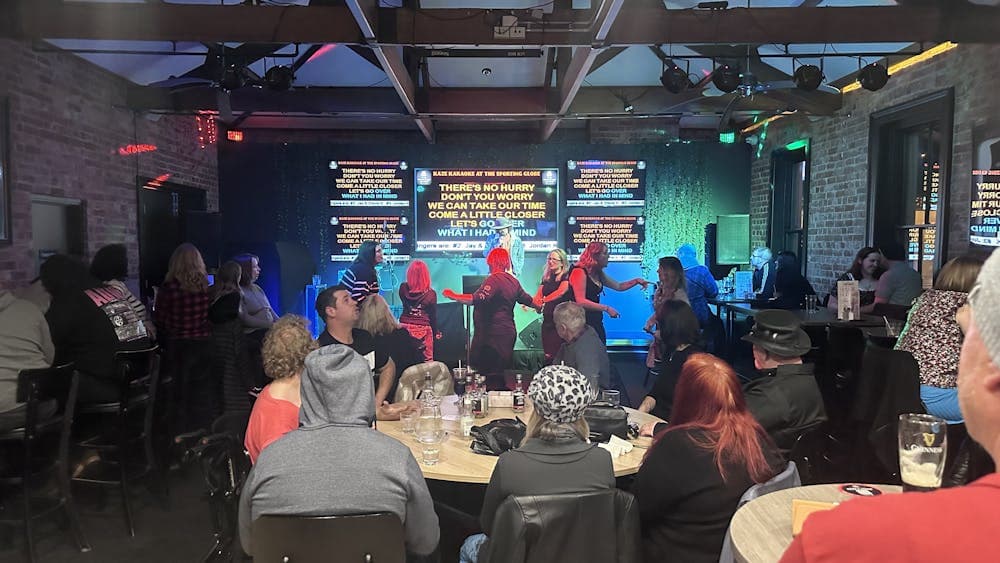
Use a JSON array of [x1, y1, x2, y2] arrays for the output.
[[633, 353, 782, 563], [460, 365, 614, 563]]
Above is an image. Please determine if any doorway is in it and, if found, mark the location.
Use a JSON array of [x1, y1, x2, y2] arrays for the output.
[[137, 177, 208, 301], [769, 143, 810, 275], [30, 195, 86, 275]]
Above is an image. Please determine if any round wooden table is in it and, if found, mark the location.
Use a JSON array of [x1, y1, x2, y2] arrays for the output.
[[729, 483, 902, 563], [378, 398, 663, 484]]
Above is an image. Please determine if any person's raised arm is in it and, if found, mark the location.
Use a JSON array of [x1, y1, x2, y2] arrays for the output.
[[442, 288, 473, 305], [601, 270, 649, 292]]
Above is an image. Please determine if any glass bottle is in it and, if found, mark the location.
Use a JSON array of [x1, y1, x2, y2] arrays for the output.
[[512, 373, 526, 413], [477, 374, 490, 416], [420, 367, 436, 406]]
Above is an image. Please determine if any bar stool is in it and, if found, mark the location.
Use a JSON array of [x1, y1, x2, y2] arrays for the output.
[[0, 364, 90, 562], [71, 345, 166, 537]]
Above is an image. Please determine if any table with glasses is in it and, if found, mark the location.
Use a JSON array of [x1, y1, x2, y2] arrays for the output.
[[728, 483, 903, 563], [725, 303, 885, 328], [377, 398, 663, 484]]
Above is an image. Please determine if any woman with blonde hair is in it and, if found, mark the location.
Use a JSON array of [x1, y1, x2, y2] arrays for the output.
[[398, 260, 438, 362], [569, 241, 648, 342], [155, 243, 214, 431], [359, 294, 425, 400], [895, 255, 986, 423], [533, 248, 574, 363], [244, 315, 318, 463]]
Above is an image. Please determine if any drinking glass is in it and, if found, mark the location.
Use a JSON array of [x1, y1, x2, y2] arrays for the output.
[[898, 413, 948, 492], [416, 405, 445, 465], [602, 389, 621, 407], [400, 411, 417, 435], [804, 294, 818, 312], [885, 318, 905, 338]]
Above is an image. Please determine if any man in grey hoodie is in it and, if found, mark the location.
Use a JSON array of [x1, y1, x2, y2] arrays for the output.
[[0, 290, 55, 431], [238, 343, 440, 557]]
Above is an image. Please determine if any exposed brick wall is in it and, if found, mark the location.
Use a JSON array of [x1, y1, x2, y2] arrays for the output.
[[0, 39, 218, 289], [749, 43, 1000, 294]]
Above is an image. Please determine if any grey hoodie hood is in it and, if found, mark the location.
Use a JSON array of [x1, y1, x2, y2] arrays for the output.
[[299, 343, 375, 429]]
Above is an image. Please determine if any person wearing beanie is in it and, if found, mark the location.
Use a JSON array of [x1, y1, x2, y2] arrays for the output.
[[459, 365, 614, 563], [239, 343, 439, 558], [780, 249, 1000, 563]]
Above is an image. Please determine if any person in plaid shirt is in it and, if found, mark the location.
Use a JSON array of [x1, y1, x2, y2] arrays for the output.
[[155, 243, 214, 431]]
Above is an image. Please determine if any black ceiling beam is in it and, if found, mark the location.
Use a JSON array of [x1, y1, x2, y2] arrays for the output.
[[126, 85, 410, 115], [7, 2, 1000, 46]]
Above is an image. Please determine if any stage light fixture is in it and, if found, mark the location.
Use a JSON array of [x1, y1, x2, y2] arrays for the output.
[[660, 64, 691, 94], [858, 62, 889, 91], [264, 65, 295, 91], [712, 64, 740, 93], [793, 64, 823, 91], [220, 65, 244, 92]]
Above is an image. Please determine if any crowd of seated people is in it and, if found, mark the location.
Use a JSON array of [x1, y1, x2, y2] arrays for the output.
[[8, 235, 1000, 563]]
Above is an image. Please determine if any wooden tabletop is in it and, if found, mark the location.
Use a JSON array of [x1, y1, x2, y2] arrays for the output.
[[378, 398, 663, 484], [729, 483, 902, 563]]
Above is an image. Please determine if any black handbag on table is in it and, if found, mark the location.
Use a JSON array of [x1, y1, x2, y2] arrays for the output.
[[470, 418, 527, 456], [584, 401, 629, 442]]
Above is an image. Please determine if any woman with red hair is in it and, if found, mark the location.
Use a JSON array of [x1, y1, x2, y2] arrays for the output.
[[569, 241, 648, 342], [399, 260, 438, 362], [444, 248, 535, 388], [633, 353, 782, 563]]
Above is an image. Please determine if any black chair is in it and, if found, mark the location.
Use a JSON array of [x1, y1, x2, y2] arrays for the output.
[[788, 422, 830, 485], [480, 489, 640, 563], [71, 345, 166, 537], [850, 346, 924, 483], [0, 364, 90, 562], [251, 513, 405, 563], [186, 425, 251, 563], [821, 325, 867, 430]]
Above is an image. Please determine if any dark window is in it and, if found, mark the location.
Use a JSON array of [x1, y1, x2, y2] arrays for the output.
[[869, 89, 953, 288]]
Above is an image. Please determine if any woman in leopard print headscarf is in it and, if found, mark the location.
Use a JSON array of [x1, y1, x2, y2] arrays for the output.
[[459, 365, 614, 563]]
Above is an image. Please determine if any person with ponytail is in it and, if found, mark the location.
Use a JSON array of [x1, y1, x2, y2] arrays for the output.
[[633, 353, 782, 563]]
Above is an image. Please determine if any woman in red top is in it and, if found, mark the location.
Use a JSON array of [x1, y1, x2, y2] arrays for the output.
[[244, 315, 318, 463]]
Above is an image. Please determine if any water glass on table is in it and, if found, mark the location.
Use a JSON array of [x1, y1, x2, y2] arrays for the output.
[[416, 412, 445, 465], [898, 413, 948, 492], [400, 410, 417, 435]]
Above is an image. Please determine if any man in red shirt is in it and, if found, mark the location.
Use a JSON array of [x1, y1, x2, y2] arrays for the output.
[[781, 249, 1000, 563]]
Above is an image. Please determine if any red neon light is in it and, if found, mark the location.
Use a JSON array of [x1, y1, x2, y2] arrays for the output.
[[227, 130, 244, 142], [117, 143, 158, 156], [143, 173, 172, 189]]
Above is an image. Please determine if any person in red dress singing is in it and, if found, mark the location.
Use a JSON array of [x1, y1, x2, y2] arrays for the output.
[[443, 248, 536, 389]]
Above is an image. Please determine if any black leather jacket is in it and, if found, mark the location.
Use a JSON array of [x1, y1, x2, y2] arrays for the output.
[[481, 489, 641, 563]]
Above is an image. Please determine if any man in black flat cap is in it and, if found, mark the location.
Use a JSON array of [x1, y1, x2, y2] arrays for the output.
[[741, 310, 826, 455]]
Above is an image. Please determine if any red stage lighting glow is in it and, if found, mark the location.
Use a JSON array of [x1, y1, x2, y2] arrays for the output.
[[227, 130, 244, 142]]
